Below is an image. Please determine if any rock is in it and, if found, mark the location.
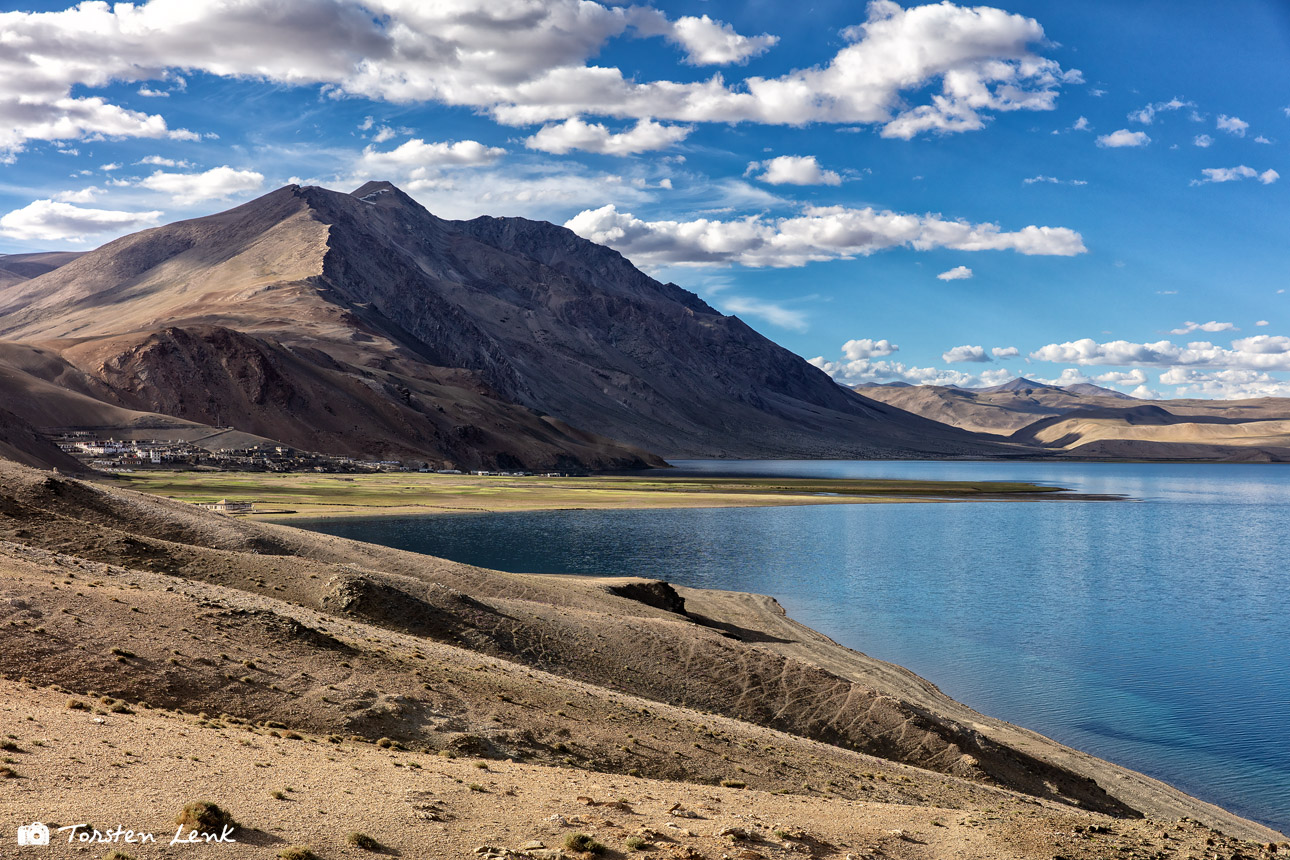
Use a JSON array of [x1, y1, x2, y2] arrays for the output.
[[520, 841, 546, 851], [669, 803, 701, 819]]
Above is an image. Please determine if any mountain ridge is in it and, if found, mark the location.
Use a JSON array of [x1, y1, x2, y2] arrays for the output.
[[0, 182, 1021, 467]]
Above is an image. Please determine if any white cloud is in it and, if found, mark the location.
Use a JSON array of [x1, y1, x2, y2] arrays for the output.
[[937, 265, 973, 280], [1217, 114, 1249, 137], [137, 85, 168, 98], [525, 118, 691, 155], [356, 139, 507, 193], [565, 203, 1086, 268], [654, 14, 778, 66], [371, 125, 412, 144], [51, 186, 102, 203], [360, 138, 505, 170], [0, 199, 162, 242], [1192, 166, 1279, 186], [1023, 175, 1087, 186], [138, 165, 265, 204], [1256, 320, 1270, 327], [943, 344, 990, 363], [842, 338, 898, 359], [1094, 369, 1148, 387], [1096, 129, 1150, 148], [810, 351, 1013, 388], [1127, 97, 1192, 125], [1129, 384, 1162, 399], [1072, 115, 1090, 131], [1157, 367, 1290, 399], [1255, 135, 1272, 144], [747, 155, 841, 186], [138, 155, 192, 168], [1030, 335, 1290, 371], [719, 296, 807, 331], [1170, 320, 1238, 334], [1193, 134, 1212, 148], [992, 346, 1020, 358], [0, 0, 1078, 158]]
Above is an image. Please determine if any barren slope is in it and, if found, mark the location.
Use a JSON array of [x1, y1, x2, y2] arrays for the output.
[[0, 460, 1281, 845], [858, 380, 1290, 460]]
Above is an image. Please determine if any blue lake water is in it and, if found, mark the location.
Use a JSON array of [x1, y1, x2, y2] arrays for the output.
[[292, 460, 1290, 835]]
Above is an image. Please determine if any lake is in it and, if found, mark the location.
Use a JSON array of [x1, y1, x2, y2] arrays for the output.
[[292, 460, 1290, 835]]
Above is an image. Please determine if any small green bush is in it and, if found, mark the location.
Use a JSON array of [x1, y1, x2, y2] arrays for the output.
[[174, 801, 237, 834], [564, 832, 606, 854], [277, 848, 317, 860], [347, 831, 381, 850]]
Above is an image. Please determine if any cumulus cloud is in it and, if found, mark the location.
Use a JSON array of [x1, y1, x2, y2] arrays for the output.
[[525, 118, 691, 155], [992, 346, 1020, 358], [0, 199, 162, 242], [1127, 97, 1193, 124], [1170, 320, 1238, 334], [359, 139, 506, 171], [52, 186, 102, 204], [937, 265, 973, 280], [138, 155, 192, 168], [842, 338, 898, 359], [809, 352, 1014, 388], [565, 203, 1086, 268], [138, 166, 265, 204], [648, 13, 778, 65], [747, 155, 841, 186], [1030, 335, 1290, 371], [0, 0, 1079, 159], [1096, 129, 1150, 148], [1072, 115, 1090, 131], [719, 296, 807, 331], [1193, 134, 1212, 148], [1157, 367, 1290, 399], [1023, 175, 1087, 185], [943, 344, 990, 363], [1216, 114, 1249, 137], [1256, 320, 1270, 327], [1191, 166, 1278, 186]]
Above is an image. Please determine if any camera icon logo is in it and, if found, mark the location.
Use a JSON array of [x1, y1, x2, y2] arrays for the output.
[[17, 822, 50, 846]]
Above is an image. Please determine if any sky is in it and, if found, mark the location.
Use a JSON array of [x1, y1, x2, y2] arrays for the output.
[[0, 0, 1288, 399]]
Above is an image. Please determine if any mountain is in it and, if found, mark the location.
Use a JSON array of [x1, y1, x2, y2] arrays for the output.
[[856, 378, 1290, 460], [1065, 382, 1137, 400], [0, 251, 82, 288], [975, 376, 1061, 395], [1010, 405, 1290, 461], [0, 182, 1016, 467]]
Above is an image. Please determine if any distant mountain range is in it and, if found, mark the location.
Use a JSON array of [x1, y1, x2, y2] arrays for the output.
[[855, 378, 1290, 461], [0, 182, 1013, 470]]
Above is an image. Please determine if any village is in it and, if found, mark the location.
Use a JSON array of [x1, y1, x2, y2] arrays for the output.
[[51, 433, 572, 479]]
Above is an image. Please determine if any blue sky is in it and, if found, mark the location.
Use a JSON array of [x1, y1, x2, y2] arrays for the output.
[[1, 0, 1287, 398]]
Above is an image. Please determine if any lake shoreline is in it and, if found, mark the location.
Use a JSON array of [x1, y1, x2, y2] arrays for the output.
[[102, 469, 1121, 521]]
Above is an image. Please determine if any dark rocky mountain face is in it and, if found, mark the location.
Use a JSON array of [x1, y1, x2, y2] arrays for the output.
[[0, 182, 1015, 466], [301, 182, 1010, 458]]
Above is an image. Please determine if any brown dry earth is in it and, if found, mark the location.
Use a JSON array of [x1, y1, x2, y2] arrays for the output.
[[856, 383, 1290, 461], [0, 459, 1284, 858]]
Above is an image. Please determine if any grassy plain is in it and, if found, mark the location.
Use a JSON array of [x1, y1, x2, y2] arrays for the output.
[[107, 469, 1068, 519]]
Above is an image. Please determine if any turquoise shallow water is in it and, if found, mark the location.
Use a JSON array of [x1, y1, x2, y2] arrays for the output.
[[293, 461, 1290, 835]]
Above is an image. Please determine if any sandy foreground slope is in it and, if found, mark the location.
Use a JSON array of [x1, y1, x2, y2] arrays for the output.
[[0, 460, 1284, 857]]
